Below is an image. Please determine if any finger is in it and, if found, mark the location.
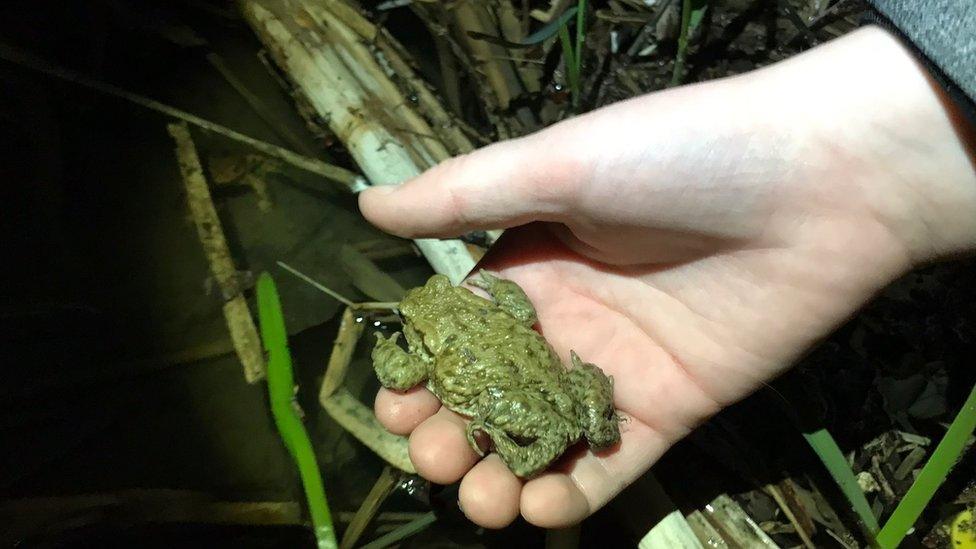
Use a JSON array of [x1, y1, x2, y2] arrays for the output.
[[409, 407, 480, 485], [519, 473, 591, 529], [374, 386, 441, 436], [358, 134, 589, 239], [458, 454, 523, 529], [520, 421, 671, 528]]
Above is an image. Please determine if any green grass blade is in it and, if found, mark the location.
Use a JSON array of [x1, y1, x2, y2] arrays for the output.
[[670, 0, 691, 86], [466, 6, 577, 48], [670, 0, 707, 86], [574, 0, 586, 78], [257, 272, 338, 549], [803, 428, 881, 538], [536, 6, 577, 45], [875, 383, 976, 548], [558, 23, 579, 106], [688, 0, 707, 30]]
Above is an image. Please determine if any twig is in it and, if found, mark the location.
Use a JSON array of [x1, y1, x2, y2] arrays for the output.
[[359, 511, 436, 549], [0, 42, 367, 192], [625, 0, 675, 57], [765, 483, 816, 549], [351, 302, 400, 311], [339, 467, 403, 549], [168, 122, 266, 383], [595, 10, 652, 24], [319, 308, 364, 400], [484, 54, 546, 64], [276, 261, 355, 307], [871, 454, 898, 502], [339, 245, 407, 303]]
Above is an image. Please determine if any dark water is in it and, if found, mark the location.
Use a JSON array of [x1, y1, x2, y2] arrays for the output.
[[0, 2, 585, 547]]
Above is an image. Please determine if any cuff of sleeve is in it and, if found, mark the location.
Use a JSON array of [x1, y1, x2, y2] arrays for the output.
[[861, 10, 976, 130]]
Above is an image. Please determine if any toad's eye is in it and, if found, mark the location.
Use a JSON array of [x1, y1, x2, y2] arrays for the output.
[[605, 407, 616, 420], [508, 433, 538, 447]]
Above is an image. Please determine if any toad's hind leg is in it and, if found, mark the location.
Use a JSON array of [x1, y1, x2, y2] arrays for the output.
[[372, 332, 430, 391], [568, 351, 621, 449], [469, 270, 537, 327]]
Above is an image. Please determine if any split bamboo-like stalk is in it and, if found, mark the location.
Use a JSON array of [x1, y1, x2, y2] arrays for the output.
[[319, 306, 413, 473], [241, 0, 480, 284]]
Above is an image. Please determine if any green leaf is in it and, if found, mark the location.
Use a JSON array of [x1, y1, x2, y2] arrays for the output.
[[257, 272, 338, 549], [803, 428, 881, 538], [558, 23, 580, 106], [671, 0, 704, 86], [875, 382, 976, 548], [688, 0, 708, 32], [466, 6, 578, 48]]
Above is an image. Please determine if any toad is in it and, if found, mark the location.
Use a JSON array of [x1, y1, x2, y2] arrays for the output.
[[372, 271, 620, 478]]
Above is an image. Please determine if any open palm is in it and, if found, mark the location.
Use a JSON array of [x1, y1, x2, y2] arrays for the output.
[[360, 27, 976, 529]]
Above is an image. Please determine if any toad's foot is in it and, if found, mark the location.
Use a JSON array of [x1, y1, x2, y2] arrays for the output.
[[465, 420, 490, 458], [569, 351, 621, 449], [469, 270, 538, 327], [485, 423, 578, 478], [372, 332, 430, 390]]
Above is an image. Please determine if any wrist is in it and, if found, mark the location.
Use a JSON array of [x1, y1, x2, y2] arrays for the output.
[[753, 26, 976, 270]]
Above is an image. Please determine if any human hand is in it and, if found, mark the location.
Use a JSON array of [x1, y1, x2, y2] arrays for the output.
[[359, 26, 976, 529]]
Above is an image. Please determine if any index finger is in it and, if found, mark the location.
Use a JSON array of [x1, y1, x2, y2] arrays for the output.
[[374, 386, 441, 436]]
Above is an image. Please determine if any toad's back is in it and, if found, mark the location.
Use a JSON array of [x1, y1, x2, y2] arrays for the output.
[[398, 279, 567, 412]]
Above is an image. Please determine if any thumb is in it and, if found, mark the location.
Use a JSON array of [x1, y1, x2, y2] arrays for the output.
[[358, 133, 588, 238]]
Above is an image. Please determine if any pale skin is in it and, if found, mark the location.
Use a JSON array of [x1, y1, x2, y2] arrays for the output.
[[359, 26, 976, 530]]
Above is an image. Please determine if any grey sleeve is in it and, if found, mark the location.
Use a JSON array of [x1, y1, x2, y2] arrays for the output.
[[865, 0, 975, 105]]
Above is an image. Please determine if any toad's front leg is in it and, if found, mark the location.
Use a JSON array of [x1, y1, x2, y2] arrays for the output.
[[372, 332, 430, 390], [469, 270, 538, 327]]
